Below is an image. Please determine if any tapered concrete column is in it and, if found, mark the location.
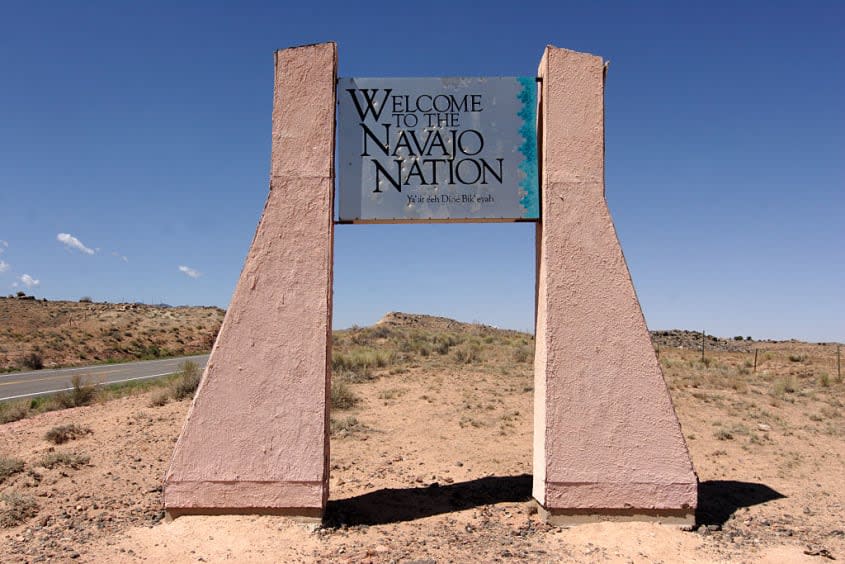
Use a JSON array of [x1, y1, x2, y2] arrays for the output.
[[533, 46, 697, 524], [164, 42, 336, 517]]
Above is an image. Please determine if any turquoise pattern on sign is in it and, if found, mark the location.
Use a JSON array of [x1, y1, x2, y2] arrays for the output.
[[517, 77, 539, 218]]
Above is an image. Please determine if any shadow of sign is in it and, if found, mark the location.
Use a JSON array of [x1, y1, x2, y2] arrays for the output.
[[325, 474, 532, 527], [697, 480, 786, 527]]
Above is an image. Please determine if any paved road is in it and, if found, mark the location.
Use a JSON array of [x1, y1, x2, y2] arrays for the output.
[[0, 354, 209, 402]]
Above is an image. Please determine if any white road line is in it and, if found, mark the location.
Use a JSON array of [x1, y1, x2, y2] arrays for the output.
[[0, 371, 179, 402], [0, 355, 207, 382]]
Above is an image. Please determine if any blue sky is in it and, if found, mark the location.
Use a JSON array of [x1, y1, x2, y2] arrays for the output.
[[0, 1, 842, 342]]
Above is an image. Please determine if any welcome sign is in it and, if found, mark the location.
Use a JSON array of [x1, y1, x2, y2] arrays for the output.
[[337, 77, 538, 222]]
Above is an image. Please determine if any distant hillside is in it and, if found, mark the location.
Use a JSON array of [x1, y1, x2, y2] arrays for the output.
[[0, 296, 224, 371]]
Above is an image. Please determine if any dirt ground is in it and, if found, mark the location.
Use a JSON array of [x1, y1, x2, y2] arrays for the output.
[[0, 317, 842, 563]]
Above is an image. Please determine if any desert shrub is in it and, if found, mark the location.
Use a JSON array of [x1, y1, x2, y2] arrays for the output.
[[56, 374, 97, 408], [771, 376, 798, 397], [79, 296, 92, 303], [22, 352, 43, 370], [0, 492, 38, 527], [713, 429, 734, 441], [331, 416, 367, 437], [331, 380, 359, 410], [377, 387, 407, 400], [147, 361, 201, 407], [512, 346, 532, 363], [788, 354, 807, 363], [453, 343, 482, 364], [334, 349, 392, 371], [0, 456, 25, 484], [37, 452, 90, 470], [433, 333, 461, 355], [149, 389, 171, 407], [370, 325, 392, 340], [0, 401, 30, 424], [818, 372, 831, 388], [44, 424, 91, 445], [172, 361, 201, 400]]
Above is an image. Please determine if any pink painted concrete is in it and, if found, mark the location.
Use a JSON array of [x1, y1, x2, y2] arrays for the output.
[[533, 46, 697, 518], [164, 42, 337, 515]]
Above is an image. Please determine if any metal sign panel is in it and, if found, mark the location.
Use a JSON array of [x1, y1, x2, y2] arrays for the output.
[[337, 77, 538, 222]]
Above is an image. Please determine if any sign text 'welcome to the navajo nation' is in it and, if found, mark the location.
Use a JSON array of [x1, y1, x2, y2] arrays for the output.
[[337, 77, 538, 222]]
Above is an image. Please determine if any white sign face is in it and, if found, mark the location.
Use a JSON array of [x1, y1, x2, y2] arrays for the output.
[[337, 77, 538, 222]]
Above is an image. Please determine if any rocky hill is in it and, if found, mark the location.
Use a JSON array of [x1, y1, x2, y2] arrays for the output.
[[0, 296, 224, 371]]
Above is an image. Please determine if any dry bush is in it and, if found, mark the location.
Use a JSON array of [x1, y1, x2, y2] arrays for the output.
[[332, 349, 393, 381], [0, 492, 38, 527], [377, 387, 407, 400], [37, 452, 90, 470], [147, 361, 201, 407], [149, 389, 171, 407], [512, 346, 532, 363], [0, 401, 30, 424], [331, 416, 368, 437], [44, 424, 91, 445], [331, 380, 359, 410], [172, 361, 201, 400], [714, 429, 734, 441], [818, 372, 831, 388], [22, 352, 44, 370], [0, 456, 25, 484], [771, 375, 798, 398], [56, 374, 97, 408], [453, 343, 482, 364]]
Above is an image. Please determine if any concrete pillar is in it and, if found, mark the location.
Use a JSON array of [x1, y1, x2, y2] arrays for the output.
[[164, 42, 336, 518], [533, 46, 697, 524]]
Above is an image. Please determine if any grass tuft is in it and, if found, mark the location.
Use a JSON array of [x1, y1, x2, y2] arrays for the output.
[[331, 380, 359, 410], [0, 492, 38, 527], [37, 452, 90, 470], [0, 456, 25, 484], [44, 424, 92, 445]]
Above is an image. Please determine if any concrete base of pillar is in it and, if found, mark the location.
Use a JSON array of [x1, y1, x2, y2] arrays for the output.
[[164, 508, 323, 522], [534, 500, 694, 527]]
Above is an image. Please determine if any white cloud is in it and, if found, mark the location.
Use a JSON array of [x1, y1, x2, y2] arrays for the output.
[[57, 233, 95, 255], [178, 265, 201, 279], [0, 240, 7, 254], [111, 251, 129, 263], [20, 274, 40, 288], [0, 260, 8, 273]]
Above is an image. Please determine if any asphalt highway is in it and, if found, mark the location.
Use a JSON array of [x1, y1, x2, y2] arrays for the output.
[[0, 354, 209, 402]]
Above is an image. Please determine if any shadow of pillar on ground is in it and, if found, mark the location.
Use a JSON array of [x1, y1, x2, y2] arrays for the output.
[[696, 480, 786, 527], [325, 474, 532, 526], [324, 476, 786, 528]]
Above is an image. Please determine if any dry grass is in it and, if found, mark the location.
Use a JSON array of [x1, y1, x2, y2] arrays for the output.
[[0, 492, 38, 527], [37, 452, 90, 470], [331, 380, 359, 410], [44, 424, 92, 445], [0, 456, 25, 484], [148, 361, 202, 407]]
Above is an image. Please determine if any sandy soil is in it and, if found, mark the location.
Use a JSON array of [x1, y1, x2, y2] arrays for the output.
[[0, 318, 842, 563]]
